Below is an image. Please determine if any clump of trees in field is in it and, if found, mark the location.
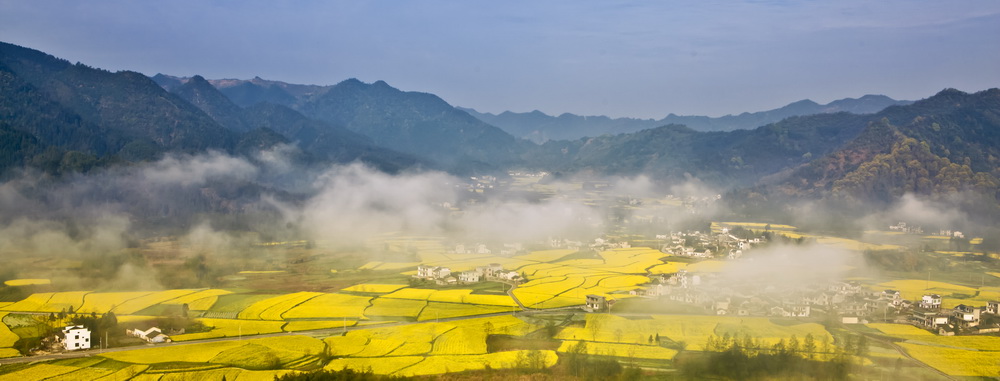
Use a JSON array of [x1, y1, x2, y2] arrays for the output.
[[678, 333, 868, 380]]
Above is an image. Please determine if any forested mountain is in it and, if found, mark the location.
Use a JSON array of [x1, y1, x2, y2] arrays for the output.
[[160, 75, 528, 172], [0, 41, 248, 174], [2, 41, 997, 218], [779, 88, 1000, 204], [239, 102, 423, 172], [525, 112, 870, 185], [0, 42, 419, 176], [295, 79, 527, 172], [461, 95, 910, 143], [172, 75, 253, 133]]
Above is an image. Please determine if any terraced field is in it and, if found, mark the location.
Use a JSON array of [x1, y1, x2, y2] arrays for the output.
[[556, 314, 833, 351]]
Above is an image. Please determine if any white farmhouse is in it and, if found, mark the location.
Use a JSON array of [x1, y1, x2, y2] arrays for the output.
[[920, 294, 942, 309], [458, 271, 481, 283], [61, 325, 91, 351], [127, 327, 172, 343]]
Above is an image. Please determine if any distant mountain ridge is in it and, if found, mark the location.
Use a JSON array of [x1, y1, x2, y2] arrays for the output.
[[157, 74, 528, 173], [3, 41, 997, 224], [0, 42, 418, 176], [460, 95, 911, 142]]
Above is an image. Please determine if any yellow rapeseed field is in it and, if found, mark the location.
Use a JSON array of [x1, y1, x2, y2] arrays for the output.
[[395, 351, 558, 376], [0, 312, 22, 350], [430, 327, 487, 355], [0, 364, 82, 381], [866, 323, 933, 337], [283, 320, 355, 332], [78, 292, 152, 314], [381, 288, 438, 300], [365, 298, 426, 318], [874, 279, 976, 300], [160, 288, 232, 311], [324, 356, 425, 375], [2, 279, 50, 286], [341, 284, 409, 293], [324, 335, 370, 357], [898, 342, 1000, 377], [112, 289, 199, 315], [170, 318, 285, 341], [418, 302, 514, 321], [42, 367, 114, 381], [237, 292, 323, 320], [1, 291, 90, 313], [556, 314, 833, 351], [282, 293, 372, 319], [557, 340, 678, 360]]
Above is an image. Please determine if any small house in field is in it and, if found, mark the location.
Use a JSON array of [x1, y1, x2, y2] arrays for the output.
[[920, 294, 942, 309], [987, 301, 1000, 315], [127, 327, 172, 343], [584, 294, 609, 312], [881, 290, 902, 306], [415, 265, 451, 280], [458, 271, 481, 283], [60, 326, 91, 351]]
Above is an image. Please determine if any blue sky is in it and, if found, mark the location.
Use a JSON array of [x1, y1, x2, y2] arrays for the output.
[[2, 1, 999, 118]]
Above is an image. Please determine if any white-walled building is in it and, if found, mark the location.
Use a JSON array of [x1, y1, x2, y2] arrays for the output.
[[61, 326, 91, 351]]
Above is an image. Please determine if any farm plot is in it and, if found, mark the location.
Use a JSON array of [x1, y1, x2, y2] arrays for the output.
[[3, 279, 50, 286], [0, 364, 81, 381], [159, 289, 231, 311], [556, 314, 833, 351], [206, 294, 277, 317], [324, 335, 369, 357], [381, 288, 438, 300], [365, 298, 427, 319], [324, 356, 425, 375], [78, 292, 152, 313], [898, 342, 1000, 377], [418, 302, 514, 321], [102, 335, 323, 364], [237, 292, 322, 320], [283, 320, 355, 332], [557, 341, 677, 360], [111, 289, 198, 315], [0, 313, 22, 348], [873, 280, 977, 300], [866, 323, 933, 337], [462, 293, 518, 306], [1, 291, 90, 313], [102, 341, 244, 363], [395, 351, 558, 377], [431, 326, 487, 355], [513, 276, 586, 307], [901, 335, 1000, 351], [282, 293, 372, 319], [341, 284, 408, 293], [169, 318, 285, 341]]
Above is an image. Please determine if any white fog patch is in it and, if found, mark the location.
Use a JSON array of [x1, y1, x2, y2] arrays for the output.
[[299, 164, 457, 244], [858, 193, 969, 231], [140, 151, 258, 187], [457, 198, 602, 243], [0, 215, 129, 258], [612, 175, 658, 198], [717, 243, 853, 287]]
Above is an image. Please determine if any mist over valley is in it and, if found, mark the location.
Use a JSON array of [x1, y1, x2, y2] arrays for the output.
[[0, 3, 999, 377]]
